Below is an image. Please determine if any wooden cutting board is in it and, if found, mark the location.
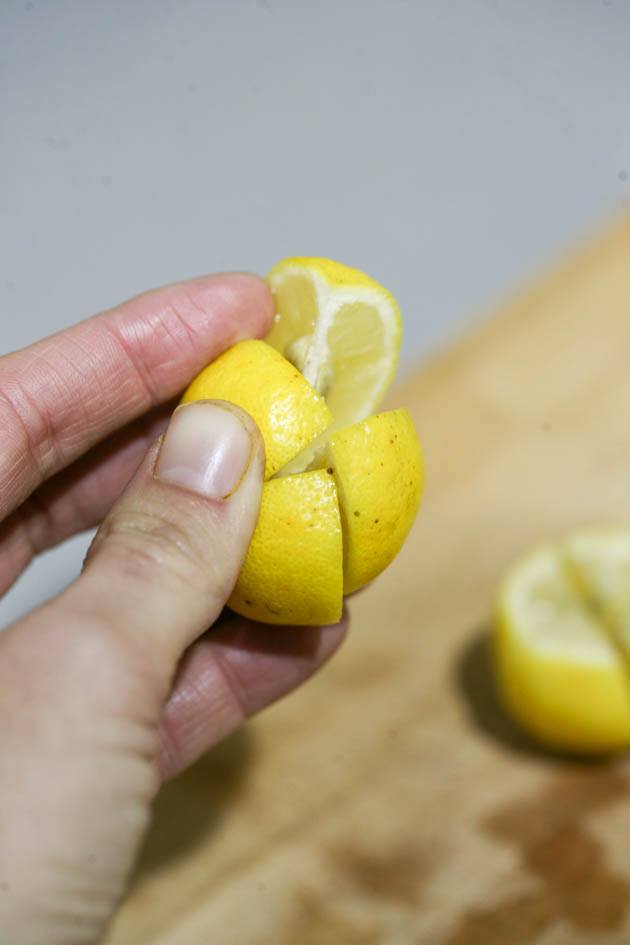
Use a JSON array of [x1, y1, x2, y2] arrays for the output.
[[107, 216, 630, 945]]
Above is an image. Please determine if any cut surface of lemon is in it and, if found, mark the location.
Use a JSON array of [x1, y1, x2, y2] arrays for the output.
[[494, 531, 630, 754], [266, 258, 401, 429], [565, 530, 630, 657]]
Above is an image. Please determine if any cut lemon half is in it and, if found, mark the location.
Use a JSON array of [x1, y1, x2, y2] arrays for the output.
[[494, 531, 630, 754], [266, 258, 401, 429]]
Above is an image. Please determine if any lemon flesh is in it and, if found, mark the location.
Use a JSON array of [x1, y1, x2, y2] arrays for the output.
[[494, 535, 630, 754], [565, 530, 630, 657], [228, 470, 343, 626], [181, 340, 331, 479], [266, 258, 401, 428], [327, 409, 423, 594]]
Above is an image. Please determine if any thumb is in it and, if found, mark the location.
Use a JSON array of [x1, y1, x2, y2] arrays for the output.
[[0, 400, 264, 945], [82, 399, 265, 677]]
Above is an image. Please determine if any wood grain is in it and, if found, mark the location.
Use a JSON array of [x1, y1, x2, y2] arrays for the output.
[[106, 215, 630, 945]]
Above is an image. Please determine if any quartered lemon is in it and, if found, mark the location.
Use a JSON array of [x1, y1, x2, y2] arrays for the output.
[[182, 258, 423, 626], [494, 529, 630, 753]]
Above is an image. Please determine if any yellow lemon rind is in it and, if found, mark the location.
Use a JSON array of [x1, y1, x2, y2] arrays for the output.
[[327, 408, 424, 595], [228, 469, 344, 627], [181, 339, 332, 479]]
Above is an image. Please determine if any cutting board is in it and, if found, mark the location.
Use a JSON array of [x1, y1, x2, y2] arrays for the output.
[[107, 216, 630, 945]]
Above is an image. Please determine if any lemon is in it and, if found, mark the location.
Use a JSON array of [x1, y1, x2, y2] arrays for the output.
[[228, 470, 343, 626], [181, 259, 422, 626], [327, 409, 423, 594], [266, 258, 401, 428], [494, 531, 630, 754], [181, 340, 331, 479]]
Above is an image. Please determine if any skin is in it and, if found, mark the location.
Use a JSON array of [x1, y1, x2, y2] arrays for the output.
[[0, 273, 347, 945]]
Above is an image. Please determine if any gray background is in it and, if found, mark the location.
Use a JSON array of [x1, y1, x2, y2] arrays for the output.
[[1, 0, 629, 625]]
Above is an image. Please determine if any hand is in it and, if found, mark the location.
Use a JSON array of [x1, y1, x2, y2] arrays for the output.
[[0, 274, 347, 945]]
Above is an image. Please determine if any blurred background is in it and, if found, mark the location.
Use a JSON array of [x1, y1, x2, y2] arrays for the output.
[[1, 1, 629, 624]]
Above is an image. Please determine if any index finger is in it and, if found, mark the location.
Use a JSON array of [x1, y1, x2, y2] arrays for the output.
[[0, 273, 273, 520]]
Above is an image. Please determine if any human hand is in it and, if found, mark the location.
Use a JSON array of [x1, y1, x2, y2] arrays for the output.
[[0, 274, 346, 945]]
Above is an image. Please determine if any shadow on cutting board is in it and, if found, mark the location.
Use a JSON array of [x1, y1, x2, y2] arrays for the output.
[[129, 726, 254, 887], [455, 629, 610, 765]]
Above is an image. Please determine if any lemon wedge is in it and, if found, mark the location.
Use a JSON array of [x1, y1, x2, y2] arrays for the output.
[[228, 470, 344, 626], [494, 531, 630, 754], [266, 258, 401, 428], [327, 409, 423, 594]]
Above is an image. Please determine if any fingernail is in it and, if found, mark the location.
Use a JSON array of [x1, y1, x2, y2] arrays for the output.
[[155, 402, 253, 499]]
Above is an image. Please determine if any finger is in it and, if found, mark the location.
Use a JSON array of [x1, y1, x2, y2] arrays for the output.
[[0, 273, 273, 520], [0, 403, 173, 596], [158, 614, 348, 780]]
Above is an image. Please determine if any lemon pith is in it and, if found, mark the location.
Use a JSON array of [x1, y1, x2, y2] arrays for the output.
[[494, 533, 630, 753], [181, 258, 421, 627]]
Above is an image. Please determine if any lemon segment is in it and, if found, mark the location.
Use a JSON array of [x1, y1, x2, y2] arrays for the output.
[[229, 469, 343, 626], [266, 258, 401, 429], [327, 409, 423, 595], [564, 530, 630, 657], [181, 340, 332, 479], [494, 544, 630, 753]]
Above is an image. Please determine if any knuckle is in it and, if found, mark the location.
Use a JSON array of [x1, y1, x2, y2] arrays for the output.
[[96, 507, 212, 593], [0, 377, 52, 489]]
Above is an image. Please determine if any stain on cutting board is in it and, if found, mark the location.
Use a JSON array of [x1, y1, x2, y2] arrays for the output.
[[284, 890, 383, 945], [329, 841, 432, 908], [447, 768, 630, 944]]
